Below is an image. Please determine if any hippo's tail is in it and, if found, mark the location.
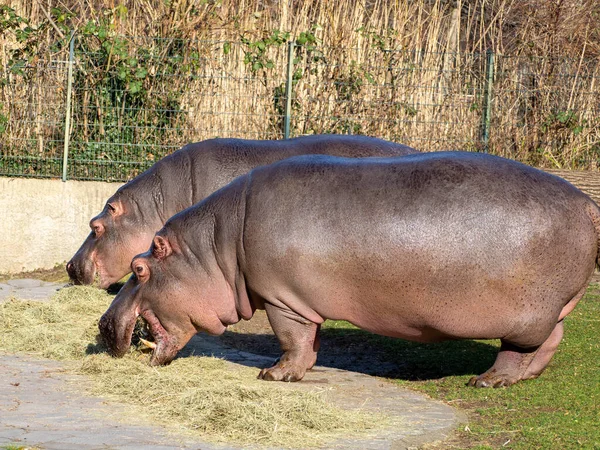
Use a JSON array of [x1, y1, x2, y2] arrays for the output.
[[588, 201, 600, 269]]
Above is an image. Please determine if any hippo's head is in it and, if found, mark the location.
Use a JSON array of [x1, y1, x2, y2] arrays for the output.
[[67, 194, 157, 289], [98, 233, 232, 365]]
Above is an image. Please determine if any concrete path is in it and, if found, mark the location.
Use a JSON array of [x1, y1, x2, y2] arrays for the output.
[[0, 281, 464, 450], [0, 355, 233, 450], [0, 279, 63, 302]]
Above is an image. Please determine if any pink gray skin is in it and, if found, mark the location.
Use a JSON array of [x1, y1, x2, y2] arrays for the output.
[[66, 135, 417, 289], [99, 152, 600, 387]]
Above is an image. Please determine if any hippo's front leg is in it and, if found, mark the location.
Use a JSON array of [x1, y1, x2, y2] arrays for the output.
[[258, 302, 321, 382]]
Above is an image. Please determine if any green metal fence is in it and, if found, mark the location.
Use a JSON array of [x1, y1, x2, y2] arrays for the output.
[[1, 35, 599, 181]]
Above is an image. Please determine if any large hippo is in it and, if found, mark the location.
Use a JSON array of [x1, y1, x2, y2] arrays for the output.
[[99, 152, 600, 387], [67, 135, 417, 288]]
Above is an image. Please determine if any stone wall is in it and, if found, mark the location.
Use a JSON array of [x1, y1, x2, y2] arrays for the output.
[[0, 178, 122, 274]]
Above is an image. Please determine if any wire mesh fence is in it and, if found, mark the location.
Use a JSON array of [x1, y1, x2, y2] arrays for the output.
[[0, 52, 70, 178], [62, 35, 289, 180], [491, 54, 600, 168], [1, 34, 599, 181]]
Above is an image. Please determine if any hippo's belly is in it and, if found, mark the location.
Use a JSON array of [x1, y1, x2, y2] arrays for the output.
[[246, 212, 595, 346], [269, 267, 551, 344]]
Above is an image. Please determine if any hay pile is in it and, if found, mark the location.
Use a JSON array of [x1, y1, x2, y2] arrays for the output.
[[0, 286, 386, 447]]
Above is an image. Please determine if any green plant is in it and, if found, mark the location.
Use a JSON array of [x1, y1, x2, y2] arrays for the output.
[[0, 103, 8, 135], [241, 29, 289, 72], [357, 26, 398, 52], [335, 60, 363, 101], [542, 110, 585, 135], [64, 8, 194, 177], [0, 6, 46, 77]]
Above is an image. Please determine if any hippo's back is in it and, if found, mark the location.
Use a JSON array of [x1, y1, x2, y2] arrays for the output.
[[244, 151, 594, 232], [180, 135, 416, 200]]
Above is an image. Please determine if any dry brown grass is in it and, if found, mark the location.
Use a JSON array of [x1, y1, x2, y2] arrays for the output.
[[0, 286, 388, 447]]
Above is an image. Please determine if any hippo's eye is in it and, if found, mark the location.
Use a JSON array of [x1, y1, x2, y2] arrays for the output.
[[132, 262, 149, 282], [107, 203, 116, 214]]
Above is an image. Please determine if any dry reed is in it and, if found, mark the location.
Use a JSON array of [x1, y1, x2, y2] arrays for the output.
[[1, 0, 599, 176]]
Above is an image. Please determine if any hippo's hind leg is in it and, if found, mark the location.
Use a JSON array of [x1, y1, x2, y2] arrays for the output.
[[258, 302, 320, 382], [522, 284, 586, 379], [468, 340, 540, 388], [521, 319, 564, 380], [469, 286, 587, 388]]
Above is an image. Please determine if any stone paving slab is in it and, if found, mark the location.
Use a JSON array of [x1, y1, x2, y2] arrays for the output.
[[6, 279, 45, 289], [0, 279, 65, 302], [0, 354, 234, 450], [0, 283, 15, 301], [182, 335, 465, 450], [0, 281, 465, 449]]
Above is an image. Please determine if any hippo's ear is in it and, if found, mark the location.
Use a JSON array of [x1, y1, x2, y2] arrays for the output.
[[106, 200, 123, 217], [132, 258, 150, 283], [152, 235, 172, 260]]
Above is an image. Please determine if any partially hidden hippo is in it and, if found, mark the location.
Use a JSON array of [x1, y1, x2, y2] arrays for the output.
[[99, 152, 600, 387], [67, 135, 417, 288]]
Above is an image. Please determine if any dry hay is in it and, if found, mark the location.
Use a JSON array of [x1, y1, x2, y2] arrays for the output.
[[0, 286, 388, 447]]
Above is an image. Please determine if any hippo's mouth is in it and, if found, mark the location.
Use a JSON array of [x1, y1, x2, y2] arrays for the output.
[[136, 310, 179, 366], [67, 257, 97, 286], [67, 254, 117, 290], [132, 317, 155, 351], [100, 306, 177, 366], [93, 260, 120, 290]]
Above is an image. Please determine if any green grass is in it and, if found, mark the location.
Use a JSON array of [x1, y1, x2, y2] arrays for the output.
[[322, 285, 600, 449]]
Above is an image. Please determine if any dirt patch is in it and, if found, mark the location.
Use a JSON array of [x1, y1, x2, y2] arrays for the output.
[[0, 264, 69, 284]]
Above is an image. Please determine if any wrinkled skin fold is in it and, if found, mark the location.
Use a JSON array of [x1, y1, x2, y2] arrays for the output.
[[68, 135, 418, 288], [99, 152, 600, 387]]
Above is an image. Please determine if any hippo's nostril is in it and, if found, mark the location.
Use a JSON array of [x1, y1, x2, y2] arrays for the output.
[[66, 262, 76, 279], [66, 260, 85, 285]]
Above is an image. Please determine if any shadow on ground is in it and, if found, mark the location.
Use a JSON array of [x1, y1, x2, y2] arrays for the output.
[[206, 284, 600, 381], [216, 320, 499, 381], [87, 317, 499, 383]]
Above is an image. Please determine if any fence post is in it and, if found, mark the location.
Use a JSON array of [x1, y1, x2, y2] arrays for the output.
[[481, 50, 495, 153], [283, 41, 295, 140], [61, 31, 75, 182]]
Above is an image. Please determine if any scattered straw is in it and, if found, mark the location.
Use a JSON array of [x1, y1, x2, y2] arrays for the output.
[[0, 286, 387, 447]]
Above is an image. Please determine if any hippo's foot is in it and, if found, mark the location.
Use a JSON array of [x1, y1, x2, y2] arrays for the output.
[[467, 371, 523, 388], [259, 302, 321, 382], [467, 341, 539, 388], [258, 357, 308, 382], [469, 320, 566, 388]]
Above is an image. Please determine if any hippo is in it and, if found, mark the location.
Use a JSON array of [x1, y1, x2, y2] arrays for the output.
[[99, 152, 600, 387], [67, 135, 417, 288]]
